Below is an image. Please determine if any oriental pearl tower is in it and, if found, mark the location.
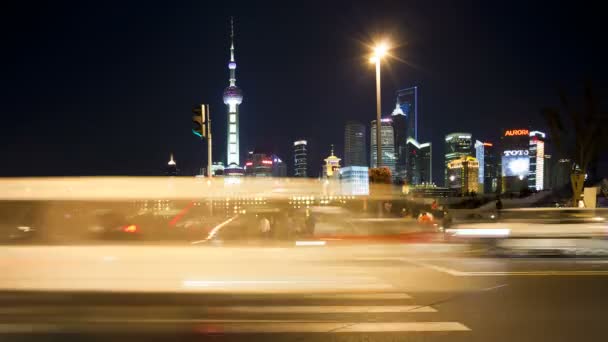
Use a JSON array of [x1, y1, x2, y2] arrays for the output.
[[223, 17, 243, 169]]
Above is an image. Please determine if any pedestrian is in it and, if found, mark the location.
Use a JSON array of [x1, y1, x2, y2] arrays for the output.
[[259, 216, 271, 239], [305, 214, 316, 237]]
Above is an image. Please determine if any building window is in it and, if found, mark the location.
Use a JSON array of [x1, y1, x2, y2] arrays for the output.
[[230, 114, 236, 123], [230, 124, 236, 133], [229, 134, 237, 143]]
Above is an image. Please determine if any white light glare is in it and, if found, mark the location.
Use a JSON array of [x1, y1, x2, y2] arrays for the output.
[[446, 228, 510, 237]]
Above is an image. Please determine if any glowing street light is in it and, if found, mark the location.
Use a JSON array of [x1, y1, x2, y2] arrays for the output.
[[370, 41, 390, 167]]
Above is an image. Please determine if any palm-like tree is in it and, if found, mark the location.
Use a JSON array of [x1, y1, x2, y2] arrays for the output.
[[542, 83, 607, 207]]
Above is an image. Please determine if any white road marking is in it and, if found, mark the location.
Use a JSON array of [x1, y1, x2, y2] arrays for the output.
[[207, 305, 435, 314], [182, 279, 394, 291], [403, 258, 608, 277], [305, 293, 412, 300], [0, 322, 471, 333]]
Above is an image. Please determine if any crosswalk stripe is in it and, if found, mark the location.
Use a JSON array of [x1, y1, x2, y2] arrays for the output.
[[304, 293, 412, 300], [208, 305, 435, 313], [0, 322, 471, 334], [0, 305, 435, 315]]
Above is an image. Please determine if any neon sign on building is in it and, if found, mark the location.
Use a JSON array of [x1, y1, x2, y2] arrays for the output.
[[504, 129, 529, 137]]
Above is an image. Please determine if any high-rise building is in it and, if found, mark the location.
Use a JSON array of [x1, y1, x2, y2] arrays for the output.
[[244, 152, 273, 177], [445, 133, 472, 186], [271, 155, 287, 177], [223, 18, 243, 168], [344, 121, 366, 167], [405, 138, 432, 185], [474, 141, 498, 194], [166, 153, 178, 176], [501, 128, 531, 193], [293, 140, 308, 177], [323, 145, 341, 178], [528, 131, 546, 191], [553, 158, 572, 190], [391, 103, 407, 181], [543, 154, 552, 190], [447, 156, 479, 195], [340, 166, 370, 196], [396, 86, 418, 141], [370, 118, 396, 178]]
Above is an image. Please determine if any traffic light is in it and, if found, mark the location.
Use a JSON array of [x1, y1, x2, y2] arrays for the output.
[[192, 104, 207, 138]]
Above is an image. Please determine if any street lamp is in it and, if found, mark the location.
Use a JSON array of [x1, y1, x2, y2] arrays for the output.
[[370, 42, 389, 168]]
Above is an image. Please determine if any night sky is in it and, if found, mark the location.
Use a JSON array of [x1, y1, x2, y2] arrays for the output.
[[2, 1, 606, 183]]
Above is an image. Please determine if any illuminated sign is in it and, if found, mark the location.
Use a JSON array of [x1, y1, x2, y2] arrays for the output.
[[503, 150, 529, 157], [262, 160, 273, 165], [504, 129, 529, 136], [245, 162, 253, 166]]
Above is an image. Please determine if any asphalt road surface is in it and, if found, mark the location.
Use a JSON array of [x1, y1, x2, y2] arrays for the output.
[[1, 244, 608, 341]]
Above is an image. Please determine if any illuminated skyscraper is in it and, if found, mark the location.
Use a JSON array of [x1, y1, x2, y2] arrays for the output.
[[396, 86, 418, 141], [475, 140, 498, 193], [223, 17, 243, 167], [445, 133, 472, 186], [344, 121, 366, 167], [166, 153, 178, 176], [528, 131, 546, 191], [405, 138, 432, 185], [293, 140, 308, 177], [371, 118, 396, 178]]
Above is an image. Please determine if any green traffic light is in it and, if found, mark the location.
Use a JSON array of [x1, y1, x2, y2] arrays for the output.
[[192, 129, 202, 138]]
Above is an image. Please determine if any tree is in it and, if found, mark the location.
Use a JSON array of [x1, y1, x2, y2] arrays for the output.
[[542, 83, 608, 207], [369, 167, 392, 184]]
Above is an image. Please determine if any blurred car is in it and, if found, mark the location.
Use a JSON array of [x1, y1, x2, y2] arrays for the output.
[[88, 210, 141, 240], [445, 208, 608, 256], [0, 201, 40, 243]]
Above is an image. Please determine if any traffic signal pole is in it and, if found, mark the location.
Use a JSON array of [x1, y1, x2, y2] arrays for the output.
[[206, 105, 212, 178]]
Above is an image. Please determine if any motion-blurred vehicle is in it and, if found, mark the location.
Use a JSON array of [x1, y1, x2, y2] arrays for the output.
[[88, 210, 141, 240], [0, 201, 40, 243], [445, 208, 608, 256]]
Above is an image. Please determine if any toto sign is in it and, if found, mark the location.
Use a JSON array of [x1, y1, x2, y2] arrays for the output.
[[504, 129, 529, 136], [503, 150, 529, 157]]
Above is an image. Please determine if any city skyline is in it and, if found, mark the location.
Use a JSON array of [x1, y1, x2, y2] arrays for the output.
[[2, 1, 607, 182]]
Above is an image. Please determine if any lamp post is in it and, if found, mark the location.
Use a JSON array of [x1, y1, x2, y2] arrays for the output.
[[370, 42, 388, 168]]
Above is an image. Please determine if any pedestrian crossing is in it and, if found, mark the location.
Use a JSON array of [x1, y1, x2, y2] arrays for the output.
[[0, 290, 471, 334]]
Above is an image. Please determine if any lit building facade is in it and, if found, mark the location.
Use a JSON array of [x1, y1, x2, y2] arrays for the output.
[[323, 146, 341, 178], [501, 128, 530, 193], [211, 162, 225, 176], [340, 166, 370, 196], [405, 137, 432, 185], [344, 121, 366, 167], [528, 131, 546, 191], [447, 156, 479, 195], [445, 133, 472, 186], [371, 118, 396, 178], [223, 18, 243, 168], [293, 140, 308, 177]]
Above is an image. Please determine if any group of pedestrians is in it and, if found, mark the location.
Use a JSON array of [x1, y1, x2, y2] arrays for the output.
[[257, 213, 316, 240]]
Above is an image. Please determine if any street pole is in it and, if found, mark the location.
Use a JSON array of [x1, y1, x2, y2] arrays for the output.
[[375, 60, 382, 168], [206, 104, 212, 178]]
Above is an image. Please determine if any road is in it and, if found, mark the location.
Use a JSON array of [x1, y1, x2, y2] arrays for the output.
[[1, 244, 608, 341]]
